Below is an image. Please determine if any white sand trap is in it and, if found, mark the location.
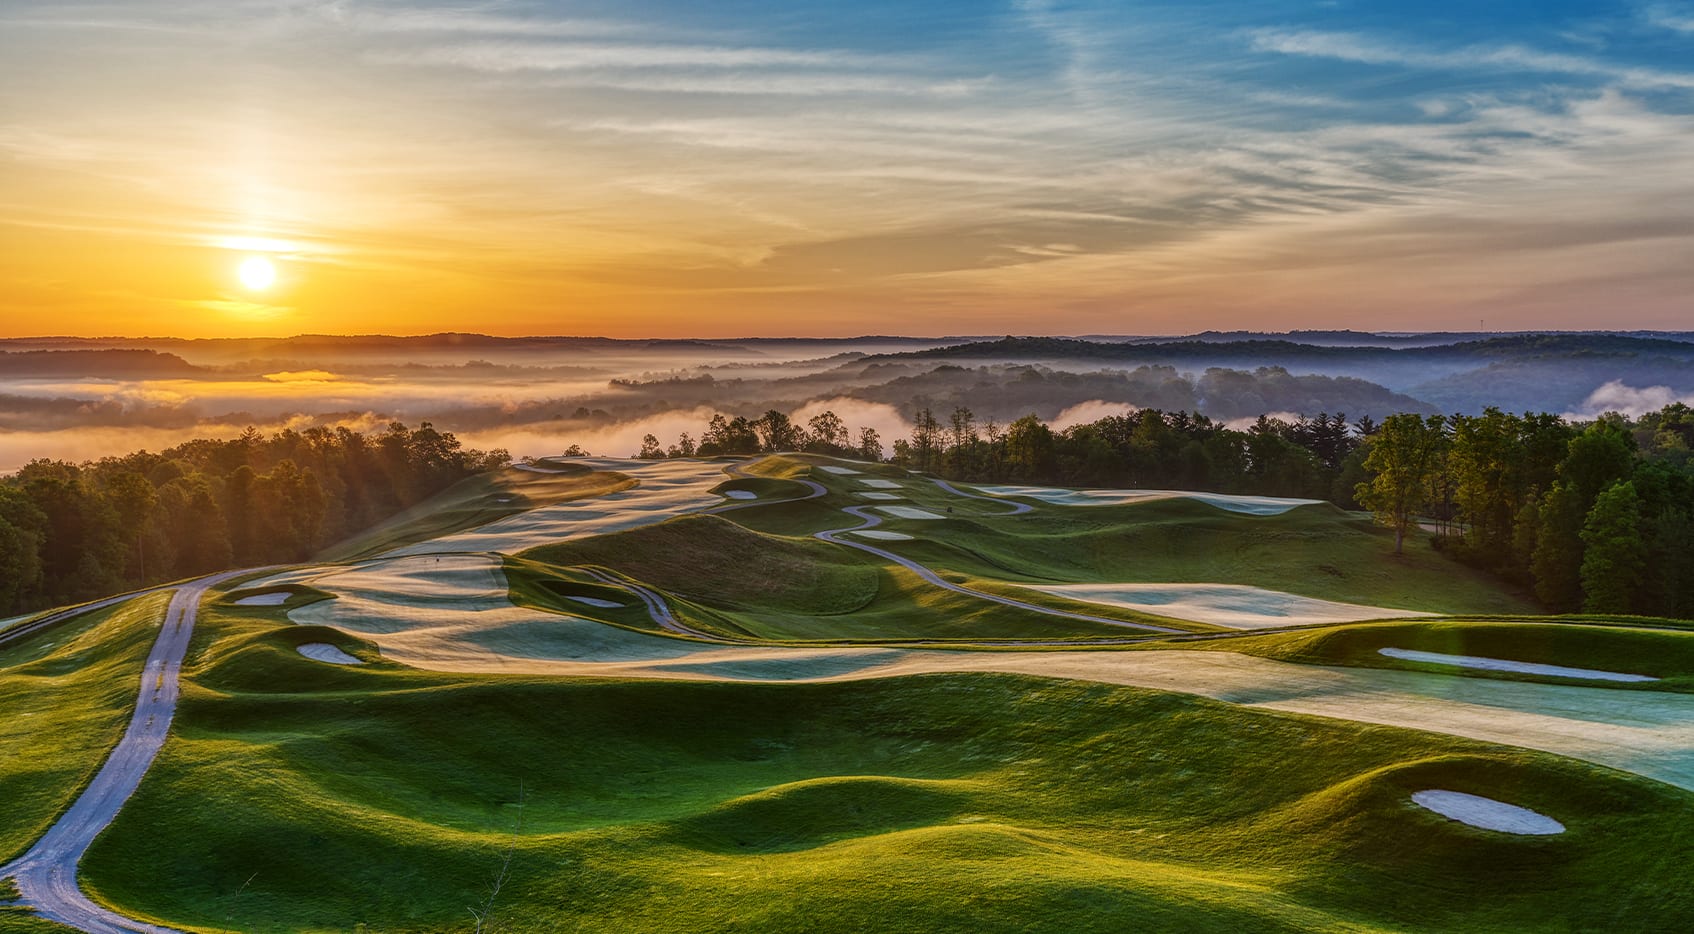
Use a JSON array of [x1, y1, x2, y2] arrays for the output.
[[1411, 790, 1564, 835], [566, 595, 626, 609], [858, 492, 903, 501], [858, 479, 902, 489], [384, 458, 732, 556], [877, 505, 947, 520], [1029, 583, 1430, 629], [297, 643, 364, 665], [854, 530, 914, 541], [243, 554, 722, 669], [973, 484, 1321, 516], [723, 489, 758, 500], [818, 465, 861, 475], [233, 591, 292, 606], [1379, 648, 1656, 683]]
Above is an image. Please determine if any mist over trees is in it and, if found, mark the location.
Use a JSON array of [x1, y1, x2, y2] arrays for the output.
[[0, 423, 507, 614]]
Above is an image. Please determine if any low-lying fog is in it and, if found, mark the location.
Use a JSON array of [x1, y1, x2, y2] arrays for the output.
[[3, 332, 1691, 469]]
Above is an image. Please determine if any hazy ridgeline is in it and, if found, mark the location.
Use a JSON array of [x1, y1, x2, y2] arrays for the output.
[[5, 331, 1694, 471]]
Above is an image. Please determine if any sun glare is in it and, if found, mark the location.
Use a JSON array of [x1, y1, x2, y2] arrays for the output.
[[238, 255, 277, 291]]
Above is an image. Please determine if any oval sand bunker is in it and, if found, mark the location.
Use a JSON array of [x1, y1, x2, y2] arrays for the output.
[[723, 490, 758, 500], [297, 643, 364, 665], [1411, 790, 1564, 835]]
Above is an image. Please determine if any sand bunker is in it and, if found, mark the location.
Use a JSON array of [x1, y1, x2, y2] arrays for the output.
[[854, 530, 914, 541], [233, 592, 292, 606], [973, 484, 1321, 515], [877, 505, 947, 520], [818, 466, 861, 475], [1028, 583, 1429, 629], [566, 595, 626, 609], [1379, 648, 1656, 683], [297, 643, 364, 665], [858, 492, 903, 501], [384, 459, 731, 557], [1411, 790, 1564, 835], [723, 489, 758, 500], [858, 479, 902, 489]]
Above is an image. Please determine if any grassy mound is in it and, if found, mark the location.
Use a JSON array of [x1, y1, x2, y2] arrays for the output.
[[319, 465, 635, 561], [883, 498, 1536, 616], [1193, 619, 1694, 690], [524, 515, 881, 616], [520, 516, 1155, 641], [0, 593, 171, 862], [78, 611, 1694, 932]]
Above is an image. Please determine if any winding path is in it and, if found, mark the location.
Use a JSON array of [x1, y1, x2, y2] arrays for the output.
[[705, 462, 827, 513], [926, 477, 1034, 515], [1, 568, 257, 934], [814, 504, 1183, 634], [577, 566, 729, 641]]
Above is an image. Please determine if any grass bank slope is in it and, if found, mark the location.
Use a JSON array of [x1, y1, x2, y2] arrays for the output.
[[319, 465, 634, 562], [1194, 619, 1694, 691], [78, 611, 1694, 932], [522, 515, 1157, 641], [880, 497, 1534, 616], [0, 593, 171, 862]]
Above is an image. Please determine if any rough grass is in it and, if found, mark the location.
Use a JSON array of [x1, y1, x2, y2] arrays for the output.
[[1189, 619, 1694, 691], [318, 465, 635, 561], [0, 593, 171, 862], [75, 608, 1694, 933]]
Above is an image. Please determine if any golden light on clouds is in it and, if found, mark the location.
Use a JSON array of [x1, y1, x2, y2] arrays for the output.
[[0, 1, 1690, 337]]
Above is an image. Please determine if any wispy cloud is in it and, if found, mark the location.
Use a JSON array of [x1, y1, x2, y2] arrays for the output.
[[370, 40, 896, 73], [1248, 27, 1694, 89], [1644, 3, 1694, 33]]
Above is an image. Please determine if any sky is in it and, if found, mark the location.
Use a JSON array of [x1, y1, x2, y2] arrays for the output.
[[1, 0, 1691, 338]]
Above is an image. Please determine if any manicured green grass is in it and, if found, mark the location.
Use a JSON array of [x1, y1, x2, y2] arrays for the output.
[[504, 557, 676, 637], [318, 465, 635, 561], [709, 475, 813, 501], [1187, 619, 1694, 691], [527, 514, 881, 615], [0, 593, 171, 862], [708, 457, 1533, 620], [519, 515, 1161, 641], [76, 608, 1694, 933], [868, 497, 1537, 615]]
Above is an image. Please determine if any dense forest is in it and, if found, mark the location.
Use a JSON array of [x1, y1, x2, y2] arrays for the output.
[[642, 402, 1694, 619], [0, 423, 507, 614]]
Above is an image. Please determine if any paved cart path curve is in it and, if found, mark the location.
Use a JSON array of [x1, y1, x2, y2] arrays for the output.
[[1, 568, 261, 934]]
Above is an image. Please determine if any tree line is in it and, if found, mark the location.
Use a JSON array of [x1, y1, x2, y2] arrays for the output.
[[0, 423, 508, 614], [634, 402, 1693, 619], [1355, 406, 1692, 618]]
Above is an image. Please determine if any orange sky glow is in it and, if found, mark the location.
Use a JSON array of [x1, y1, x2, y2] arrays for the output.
[[3, 2, 1691, 338]]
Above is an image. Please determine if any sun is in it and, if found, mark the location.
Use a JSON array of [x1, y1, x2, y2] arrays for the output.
[[237, 255, 277, 291]]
